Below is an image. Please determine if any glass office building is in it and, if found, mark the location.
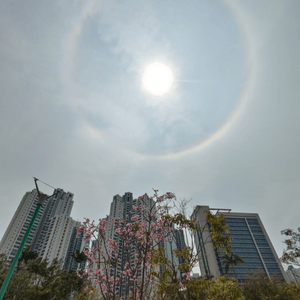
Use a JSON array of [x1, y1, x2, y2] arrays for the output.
[[191, 206, 288, 283], [215, 215, 284, 282]]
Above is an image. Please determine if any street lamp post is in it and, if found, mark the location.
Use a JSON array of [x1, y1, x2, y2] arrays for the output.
[[0, 178, 56, 300]]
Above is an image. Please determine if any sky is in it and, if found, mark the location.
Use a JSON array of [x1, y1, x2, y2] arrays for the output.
[[1, 0, 300, 267]]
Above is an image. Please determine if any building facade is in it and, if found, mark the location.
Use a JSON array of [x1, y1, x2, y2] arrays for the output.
[[174, 229, 186, 279], [159, 228, 181, 278], [191, 205, 289, 283], [64, 220, 89, 272], [0, 189, 48, 262], [285, 266, 300, 283], [0, 188, 83, 271], [31, 188, 74, 259]]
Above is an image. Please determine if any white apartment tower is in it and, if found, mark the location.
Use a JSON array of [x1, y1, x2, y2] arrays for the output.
[[39, 215, 74, 262], [0, 189, 48, 262], [286, 266, 300, 283], [0, 188, 75, 266], [32, 189, 74, 261]]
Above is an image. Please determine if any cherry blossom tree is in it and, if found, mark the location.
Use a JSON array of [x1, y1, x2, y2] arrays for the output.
[[77, 191, 231, 300], [77, 191, 190, 300]]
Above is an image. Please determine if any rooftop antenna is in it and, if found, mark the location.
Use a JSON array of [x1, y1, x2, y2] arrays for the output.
[[0, 178, 58, 299]]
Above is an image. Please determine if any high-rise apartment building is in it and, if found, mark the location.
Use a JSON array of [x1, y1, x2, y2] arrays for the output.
[[175, 229, 186, 253], [32, 189, 74, 260], [159, 228, 181, 278], [0, 188, 81, 271], [0, 189, 48, 262], [191, 206, 289, 283], [285, 266, 300, 283], [94, 192, 183, 296], [92, 192, 156, 296], [174, 229, 186, 279], [111, 193, 154, 280], [64, 220, 89, 272]]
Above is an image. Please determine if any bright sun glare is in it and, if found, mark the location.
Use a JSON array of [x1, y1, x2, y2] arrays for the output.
[[143, 63, 173, 95]]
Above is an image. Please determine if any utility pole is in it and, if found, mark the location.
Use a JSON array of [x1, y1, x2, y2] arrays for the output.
[[0, 178, 57, 299]]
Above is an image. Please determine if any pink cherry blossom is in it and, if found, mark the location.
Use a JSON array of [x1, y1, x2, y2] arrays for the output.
[[77, 190, 190, 300]]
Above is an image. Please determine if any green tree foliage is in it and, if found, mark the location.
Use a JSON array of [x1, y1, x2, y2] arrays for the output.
[[18, 245, 38, 267], [71, 249, 88, 265], [152, 210, 233, 300], [222, 253, 245, 276], [73, 287, 101, 300], [281, 227, 300, 267], [191, 276, 244, 300], [71, 249, 88, 273], [152, 275, 244, 300], [0, 251, 88, 299], [205, 211, 231, 254], [242, 271, 300, 300]]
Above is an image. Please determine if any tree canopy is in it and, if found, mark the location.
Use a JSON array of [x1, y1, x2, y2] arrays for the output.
[[281, 227, 300, 267], [0, 248, 89, 300]]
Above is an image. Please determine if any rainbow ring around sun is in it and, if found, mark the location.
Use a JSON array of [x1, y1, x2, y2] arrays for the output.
[[142, 63, 173, 95], [66, 0, 253, 158]]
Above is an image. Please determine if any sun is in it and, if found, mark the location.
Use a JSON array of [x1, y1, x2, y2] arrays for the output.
[[143, 63, 173, 95]]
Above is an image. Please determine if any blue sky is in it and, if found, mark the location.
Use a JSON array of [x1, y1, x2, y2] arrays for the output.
[[1, 0, 300, 267]]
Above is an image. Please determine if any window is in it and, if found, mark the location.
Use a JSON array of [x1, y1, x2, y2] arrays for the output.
[[254, 235, 267, 241], [256, 242, 270, 247], [247, 219, 259, 225], [259, 248, 273, 255], [261, 253, 275, 259], [226, 218, 246, 223], [231, 234, 252, 239], [250, 228, 264, 234]]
